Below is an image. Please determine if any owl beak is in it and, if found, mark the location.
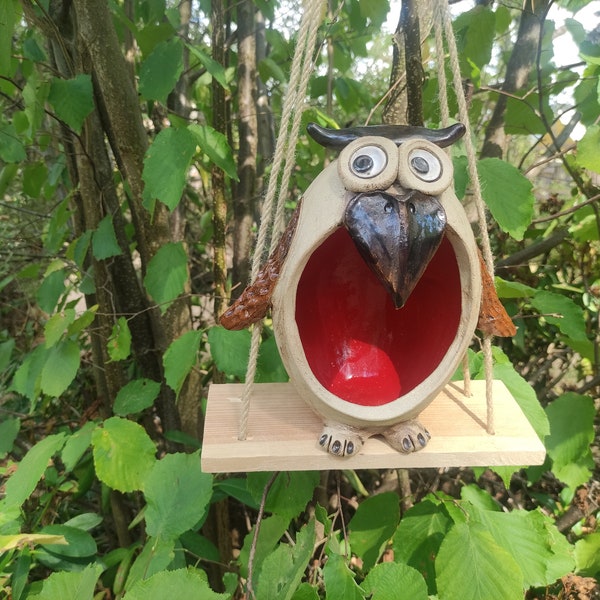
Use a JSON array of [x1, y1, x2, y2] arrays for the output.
[[343, 190, 447, 308]]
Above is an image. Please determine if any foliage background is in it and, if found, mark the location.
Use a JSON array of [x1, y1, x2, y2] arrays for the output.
[[0, 0, 598, 598]]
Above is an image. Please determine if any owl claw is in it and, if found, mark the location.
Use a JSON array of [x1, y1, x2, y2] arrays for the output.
[[318, 425, 365, 457], [383, 419, 431, 454]]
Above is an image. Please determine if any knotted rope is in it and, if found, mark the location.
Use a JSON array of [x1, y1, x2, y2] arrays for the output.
[[434, 0, 496, 434], [238, 0, 325, 440]]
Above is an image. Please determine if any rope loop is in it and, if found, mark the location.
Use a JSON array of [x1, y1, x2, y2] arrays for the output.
[[435, 0, 496, 433], [238, 0, 325, 440]]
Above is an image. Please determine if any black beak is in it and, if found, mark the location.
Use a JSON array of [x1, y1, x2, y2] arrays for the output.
[[343, 191, 447, 308]]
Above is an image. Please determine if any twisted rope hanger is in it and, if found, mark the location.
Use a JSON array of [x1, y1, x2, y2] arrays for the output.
[[238, 0, 326, 441], [237, 0, 498, 441], [434, 0, 496, 435]]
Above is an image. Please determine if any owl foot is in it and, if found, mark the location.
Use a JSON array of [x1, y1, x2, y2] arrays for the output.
[[318, 425, 365, 457], [383, 419, 430, 454]]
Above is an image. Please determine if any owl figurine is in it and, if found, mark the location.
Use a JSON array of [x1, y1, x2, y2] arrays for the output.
[[220, 122, 515, 457]]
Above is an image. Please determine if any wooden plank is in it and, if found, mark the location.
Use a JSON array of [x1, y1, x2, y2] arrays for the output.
[[201, 381, 545, 473]]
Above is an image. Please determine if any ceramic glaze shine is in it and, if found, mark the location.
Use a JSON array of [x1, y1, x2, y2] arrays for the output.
[[296, 228, 462, 406]]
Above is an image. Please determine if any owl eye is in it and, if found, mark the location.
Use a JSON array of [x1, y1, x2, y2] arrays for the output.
[[350, 145, 388, 178], [397, 139, 453, 195], [408, 148, 442, 182], [338, 136, 399, 192]]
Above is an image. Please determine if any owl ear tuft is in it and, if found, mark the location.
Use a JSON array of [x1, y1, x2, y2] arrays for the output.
[[307, 122, 466, 150]]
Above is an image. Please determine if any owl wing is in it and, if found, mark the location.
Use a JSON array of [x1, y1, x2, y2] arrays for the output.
[[477, 248, 517, 337], [219, 202, 301, 330]]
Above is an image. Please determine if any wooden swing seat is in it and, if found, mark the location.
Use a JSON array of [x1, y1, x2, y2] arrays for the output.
[[201, 380, 545, 473]]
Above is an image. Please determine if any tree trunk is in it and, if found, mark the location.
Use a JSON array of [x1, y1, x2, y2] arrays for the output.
[[256, 10, 275, 183], [232, 0, 258, 295], [480, 0, 551, 158], [384, 1, 432, 125]]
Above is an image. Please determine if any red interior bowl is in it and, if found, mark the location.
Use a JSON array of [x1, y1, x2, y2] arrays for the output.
[[296, 228, 462, 406]]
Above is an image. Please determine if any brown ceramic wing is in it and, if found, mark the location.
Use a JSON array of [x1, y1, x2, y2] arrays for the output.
[[220, 203, 301, 330], [477, 249, 517, 337]]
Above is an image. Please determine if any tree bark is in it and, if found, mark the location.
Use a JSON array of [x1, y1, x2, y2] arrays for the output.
[[211, 0, 229, 319], [401, 0, 424, 126], [232, 0, 258, 296], [384, 1, 432, 125], [480, 0, 552, 159]]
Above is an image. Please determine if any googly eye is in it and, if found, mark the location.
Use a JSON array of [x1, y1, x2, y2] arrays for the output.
[[350, 145, 388, 178], [338, 136, 398, 192], [408, 148, 442, 182], [397, 138, 453, 195]]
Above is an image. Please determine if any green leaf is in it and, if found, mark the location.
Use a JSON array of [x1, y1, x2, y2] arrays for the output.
[[2, 433, 66, 508], [126, 537, 175, 591], [180, 531, 220, 564], [460, 485, 501, 512], [577, 124, 600, 173], [67, 307, 97, 336], [477, 158, 534, 241], [92, 215, 121, 260], [291, 583, 320, 600], [531, 291, 589, 342], [144, 451, 213, 540], [362, 562, 428, 600], [113, 378, 161, 416], [189, 124, 238, 181], [435, 522, 523, 600], [22, 161, 47, 198], [37, 268, 66, 314], [323, 553, 365, 600], [256, 334, 288, 382], [142, 126, 198, 211], [107, 316, 132, 362], [574, 533, 600, 577], [187, 44, 230, 91], [208, 326, 250, 379], [143, 242, 188, 313], [163, 329, 201, 397], [494, 278, 536, 299], [545, 393, 595, 489], [454, 6, 495, 69], [139, 38, 183, 104], [125, 568, 229, 600], [39, 524, 97, 558], [348, 493, 400, 571], [0, 417, 20, 457], [91, 417, 156, 492], [44, 309, 76, 347], [61, 421, 95, 472], [64, 513, 103, 532], [47, 75, 94, 134], [393, 499, 452, 593], [247, 471, 320, 521], [490, 362, 550, 440], [258, 57, 288, 85], [238, 514, 289, 579], [32, 564, 102, 600], [215, 478, 260, 509], [255, 520, 316, 600], [40, 339, 80, 397], [0, 122, 26, 162], [465, 505, 558, 588], [0, 337, 15, 372], [11, 344, 46, 402]]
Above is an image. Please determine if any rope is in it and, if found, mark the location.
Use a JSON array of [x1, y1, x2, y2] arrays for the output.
[[238, 0, 325, 440], [435, 1, 495, 433]]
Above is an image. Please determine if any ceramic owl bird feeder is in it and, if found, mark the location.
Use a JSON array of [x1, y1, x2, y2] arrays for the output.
[[204, 121, 544, 472], [218, 122, 505, 455]]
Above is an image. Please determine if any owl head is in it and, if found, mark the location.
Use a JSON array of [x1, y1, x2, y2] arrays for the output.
[[306, 122, 465, 308]]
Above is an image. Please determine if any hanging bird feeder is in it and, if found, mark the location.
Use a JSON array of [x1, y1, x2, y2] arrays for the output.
[[201, 0, 545, 473]]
